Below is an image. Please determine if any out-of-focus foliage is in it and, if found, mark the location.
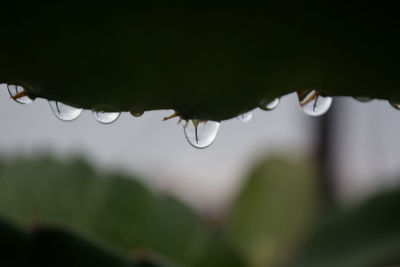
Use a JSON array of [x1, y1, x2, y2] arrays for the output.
[[0, 217, 173, 267], [0, 157, 244, 267], [2, 156, 400, 266], [228, 158, 319, 267], [289, 188, 400, 267]]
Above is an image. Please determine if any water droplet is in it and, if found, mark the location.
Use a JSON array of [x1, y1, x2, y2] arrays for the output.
[[389, 101, 400, 110], [183, 120, 220, 149], [237, 111, 253, 122], [130, 110, 144, 117], [259, 98, 280, 111], [49, 101, 83, 121], [354, 96, 372, 102], [297, 90, 332, 117], [93, 111, 120, 124], [7, 84, 34, 104]]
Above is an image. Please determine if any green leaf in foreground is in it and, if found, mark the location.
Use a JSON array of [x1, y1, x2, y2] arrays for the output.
[[0, 157, 244, 267], [0, 216, 172, 267]]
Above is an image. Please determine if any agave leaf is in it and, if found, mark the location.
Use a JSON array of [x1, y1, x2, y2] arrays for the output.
[[1, 2, 399, 120]]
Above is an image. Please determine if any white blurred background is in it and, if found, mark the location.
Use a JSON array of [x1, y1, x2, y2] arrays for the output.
[[1, 83, 400, 213]]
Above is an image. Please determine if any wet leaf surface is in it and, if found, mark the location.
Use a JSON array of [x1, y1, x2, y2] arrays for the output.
[[1, 2, 400, 120]]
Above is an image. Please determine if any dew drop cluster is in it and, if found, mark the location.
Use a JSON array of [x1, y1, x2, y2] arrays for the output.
[[5, 83, 397, 149], [7, 84, 126, 124]]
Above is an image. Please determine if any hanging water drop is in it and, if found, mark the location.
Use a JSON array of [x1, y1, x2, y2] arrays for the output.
[[183, 120, 220, 149], [297, 90, 332, 117], [259, 98, 280, 111], [93, 111, 120, 124], [237, 111, 253, 122], [7, 84, 34, 104], [389, 101, 400, 110], [354, 96, 372, 102], [130, 109, 144, 117], [49, 101, 83, 121]]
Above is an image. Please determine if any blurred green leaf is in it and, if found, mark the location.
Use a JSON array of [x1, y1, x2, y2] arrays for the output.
[[0, 217, 31, 266], [290, 189, 400, 267], [0, 157, 244, 267], [228, 158, 319, 267], [0, 216, 174, 267]]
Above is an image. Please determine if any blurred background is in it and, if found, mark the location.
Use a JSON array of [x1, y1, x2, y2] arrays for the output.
[[2, 84, 400, 212], [2, 83, 400, 266]]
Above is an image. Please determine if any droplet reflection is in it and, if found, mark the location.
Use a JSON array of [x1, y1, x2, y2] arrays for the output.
[[183, 120, 220, 149], [237, 111, 253, 122], [259, 98, 280, 111], [297, 90, 332, 117], [49, 101, 83, 121], [7, 84, 34, 104], [93, 111, 120, 124]]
